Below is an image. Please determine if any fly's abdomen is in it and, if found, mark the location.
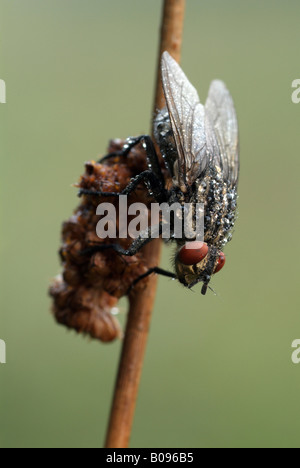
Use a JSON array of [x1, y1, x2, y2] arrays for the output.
[[197, 167, 238, 249]]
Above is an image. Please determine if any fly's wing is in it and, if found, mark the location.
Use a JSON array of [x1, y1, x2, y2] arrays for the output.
[[161, 52, 210, 189], [205, 80, 239, 186]]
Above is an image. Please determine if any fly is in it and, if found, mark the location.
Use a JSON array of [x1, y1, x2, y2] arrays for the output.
[[79, 51, 239, 295]]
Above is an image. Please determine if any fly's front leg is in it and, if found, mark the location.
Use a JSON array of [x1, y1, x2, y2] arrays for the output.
[[128, 267, 177, 292], [81, 224, 163, 258]]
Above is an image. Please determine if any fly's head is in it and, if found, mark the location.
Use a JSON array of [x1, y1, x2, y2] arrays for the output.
[[175, 242, 226, 295]]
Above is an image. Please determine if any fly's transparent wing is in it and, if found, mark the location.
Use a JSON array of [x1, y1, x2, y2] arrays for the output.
[[161, 52, 210, 188], [205, 80, 239, 186]]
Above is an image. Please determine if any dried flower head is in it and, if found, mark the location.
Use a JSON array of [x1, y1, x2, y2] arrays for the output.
[[49, 139, 157, 342]]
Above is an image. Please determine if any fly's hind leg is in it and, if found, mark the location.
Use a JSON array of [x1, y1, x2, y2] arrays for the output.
[[99, 135, 165, 189], [99, 136, 146, 163], [83, 135, 167, 203], [79, 169, 166, 203]]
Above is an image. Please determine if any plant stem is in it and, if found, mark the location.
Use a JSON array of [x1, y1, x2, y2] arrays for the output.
[[153, 0, 186, 118], [104, 0, 186, 449]]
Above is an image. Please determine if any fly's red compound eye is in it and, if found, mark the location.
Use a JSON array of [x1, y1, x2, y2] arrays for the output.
[[214, 252, 226, 273], [178, 242, 209, 266]]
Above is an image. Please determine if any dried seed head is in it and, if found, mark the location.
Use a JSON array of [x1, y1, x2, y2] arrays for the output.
[[50, 275, 122, 342], [49, 139, 160, 342]]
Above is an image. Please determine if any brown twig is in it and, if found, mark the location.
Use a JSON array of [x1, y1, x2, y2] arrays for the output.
[[153, 0, 186, 118], [104, 0, 186, 449]]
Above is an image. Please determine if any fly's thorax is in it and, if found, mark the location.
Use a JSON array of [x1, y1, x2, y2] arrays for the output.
[[175, 242, 226, 293], [196, 167, 238, 249], [153, 107, 178, 181]]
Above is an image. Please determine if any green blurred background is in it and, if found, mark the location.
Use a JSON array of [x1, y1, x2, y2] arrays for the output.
[[1, 0, 300, 448]]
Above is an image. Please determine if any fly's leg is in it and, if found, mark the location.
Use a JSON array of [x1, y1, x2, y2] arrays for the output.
[[81, 224, 163, 258], [99, 136, 147, 163], [128, 267, 177, 292], [142, 135, 166, 188], [81, 223, 175, 290], [86, 135, 167, 203], [100, 135, 165, 189], [79, 169, 167, 203]]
